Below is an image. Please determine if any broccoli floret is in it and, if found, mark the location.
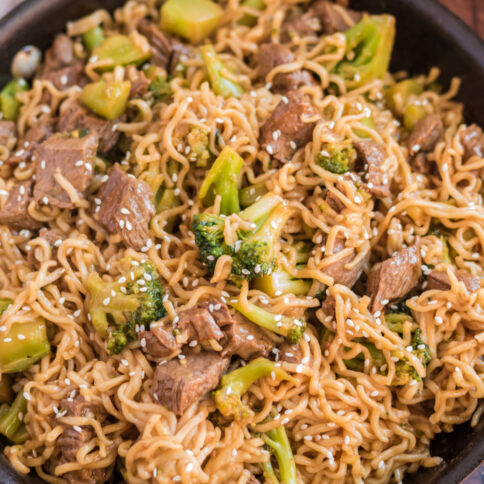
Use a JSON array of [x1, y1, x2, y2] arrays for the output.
[[230, 298, 306, 343], [87, 262, 166, 354], [199, 146, 244, 215], [345, 329, 431, 386], [148, 75, 173, 101], [192, 192, 288, 283], [386, 300, 412, 316], [316, 141, 356, 174], [214, 357, 296, 419], [262, 425, 298, 484], [188, 126, 212, 167]]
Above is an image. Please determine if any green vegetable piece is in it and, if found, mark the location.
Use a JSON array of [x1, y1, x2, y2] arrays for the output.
[[81, 80, 131, 120], [154, 159, 181, 231], [192, 192, 284, 279], [385, 312, 416, 334], [238, 0, 266, 27], [344, 341, 385, 371], [335, 15, 395, 89], [188, 126, 212, 167], [0, 376, 13, 405], [229, 298, 306, 343], [149, 75, 173, 102], [403, 102, 427, 131], [87, 262, 166, 354], [353, 116, 376, 138], [199, 146, 244, 215], [83, 26, 105, 51], [200, 45, 244, 98], [92, 34, 151, 70], [161, 0, 223, 44], [240, 182, 268, 208], [0, 78, 29, 121], [0, 390, 27, 443], [316, 141, 356, 174], [214, 357, 296, 419], [262, 425, 298, 484], [253, 267, 311, 297], [385, 79, 423, 115], [0, 314, 50, 374]]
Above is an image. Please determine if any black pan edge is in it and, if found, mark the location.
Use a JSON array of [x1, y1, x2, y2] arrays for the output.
[[0, 0, 484, 483]]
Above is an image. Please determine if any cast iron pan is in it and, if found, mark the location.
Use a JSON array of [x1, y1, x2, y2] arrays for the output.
[[0, 0, 484, 482]]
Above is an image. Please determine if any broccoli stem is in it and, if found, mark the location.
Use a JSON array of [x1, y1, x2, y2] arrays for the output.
[[0, 390, 27, 443], [262, 425, 298, 484], [238, 192, 282, 227], [253, 268, 311, 297], [199, 146, 244, 215], [200, 45, 244, 98], [229, 299, 306, 343], [239, 182, 268, 208], [214, 357, 296, 419], [261, 459, 279, 484]]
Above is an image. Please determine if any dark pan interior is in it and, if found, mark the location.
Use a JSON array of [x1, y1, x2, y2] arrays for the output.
[[1, 0, 484, 482]]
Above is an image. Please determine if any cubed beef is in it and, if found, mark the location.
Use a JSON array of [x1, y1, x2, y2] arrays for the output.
[[177, 300, 230, 344], [322, 237, 368, 288], [281, 0, 361, 41], [58, 395, 107, 461], [0, 180, 41, 231], [57, 395, 109, 484], [27, 228, 65, 269], [125, 65, 150, 98], [96, 163, 155, 250], [137, 19, 193, 74], [354, 140, 390, 198], [140, 325, 181, 359], [260, 91, 318, 162], [33, 133, 97, 208], [407, 114, 444, 154], [8, 115, 57, 165], [151, 352, 229, 416], [311, 0, 362, 34], [279, 341, 304, 363], [258, 43, 313, 93], [221, 312, 274, 360], [37, 34, 87, 90], [460, 124, 484, 161], [58, 99, 120, 153], [138, 19, 173, 70], [367, 239, 421, 313], [427, 269, 480, 293], [0, 121, 16, 146], [411, 152, 432, 175], [321, 295, 336, 318]]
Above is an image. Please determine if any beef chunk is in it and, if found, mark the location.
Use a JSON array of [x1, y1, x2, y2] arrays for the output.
[[8, 115, 57, 166], [258, 43, 313, 93], [321, 295, 336, 318], [260, 91, 318, 162], [221, 312, 274, 360], [311, 0, 363, 34], [58, 395, 107, 461], [411, 152, 431, 175], [140, 325, 180, 359], [177, 300, 230, 344], [279, 341, 304, 363], [460, 124, 484, 161], [57, 395, 108, 484], [33, 133, 97, 208], [151, 352, 229, 416], [126, 65, 150, 98], [281, 0, 361, 41], [37, 34, 87, 90], [407, 114, 444, 154], [427, 269, 480, 293], [322, 237, 368, 288], [0, 180, 41, 230], [97, 163, 155, 250], [0, 121, 16, 146], [354, 140, 390, 198], [58, 99, 120, 153], [137, 19, 193, 74], [367, 239, 421, 313], [27, 228, 65, 269], [138, 19, 173, 70]]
